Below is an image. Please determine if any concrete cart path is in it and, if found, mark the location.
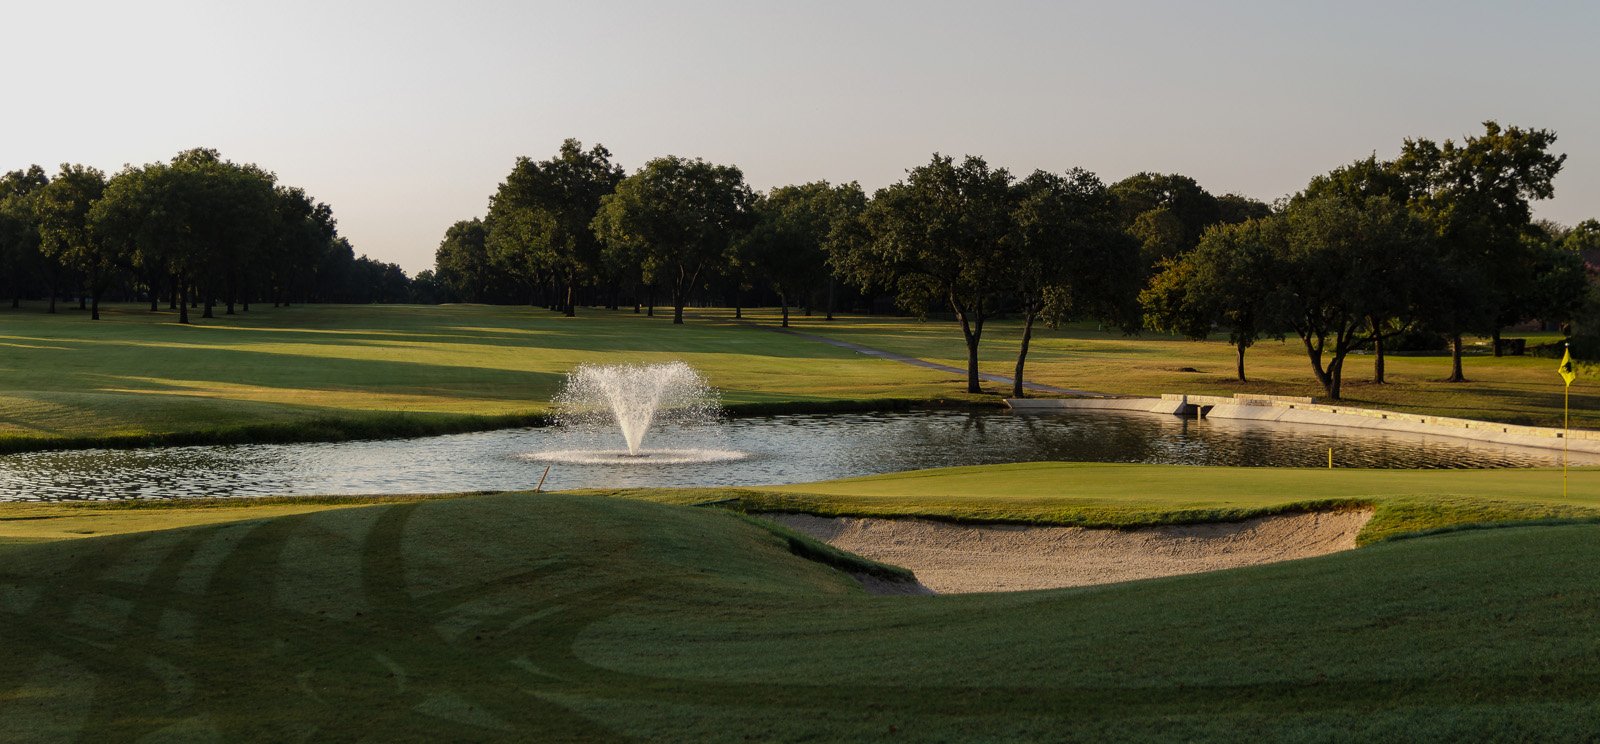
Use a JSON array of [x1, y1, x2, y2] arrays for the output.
[[763, 325, 1111, 397]]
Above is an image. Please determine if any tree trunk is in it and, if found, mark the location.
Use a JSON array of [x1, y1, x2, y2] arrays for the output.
[[1236, 340, 1248, 383], [1373, 332, 1386, 384], [672, 302, 684, 324], [1012, 310, 1037, 398], [564, 278, 576, 317], [1448, 333, 1466, 382], [226, 300, 235, 315], [91, 292, 101, 321], [734, 293, 742, 319], [178, 279, 190, 324], [47, 288, 55, 314], [1329, 353, 1344, 400], [1491, 327, 1502, 358], [169, 278, 178, 310], [1299, 334, 1332, 393], [780, 299, 789, 328], [646, 286, 655, 317], [203, 295, 214, 319], [79, 294, 86, 310], [825, 278, 835, 321], [955, 301, 984, 394]]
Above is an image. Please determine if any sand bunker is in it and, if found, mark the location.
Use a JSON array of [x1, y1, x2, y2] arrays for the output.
[[767, 509, 1373, 595]]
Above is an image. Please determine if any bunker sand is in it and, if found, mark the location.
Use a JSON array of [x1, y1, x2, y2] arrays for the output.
[[767, 508, 1374, 594]]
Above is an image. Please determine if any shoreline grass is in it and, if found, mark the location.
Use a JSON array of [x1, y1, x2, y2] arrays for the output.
[[594, 461, 1600, 545]]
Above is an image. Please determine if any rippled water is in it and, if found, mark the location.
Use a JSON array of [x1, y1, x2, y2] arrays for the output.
[[0, 409, 1586, 501]]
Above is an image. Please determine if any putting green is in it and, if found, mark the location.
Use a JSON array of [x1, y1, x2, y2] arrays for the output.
[[604, 461, 1600, 544], [2, 493, 1598, 740]]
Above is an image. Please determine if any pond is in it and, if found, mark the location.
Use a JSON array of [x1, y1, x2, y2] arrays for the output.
[[0, 409, 1587, 502]]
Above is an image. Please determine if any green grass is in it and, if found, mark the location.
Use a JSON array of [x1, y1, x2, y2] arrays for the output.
[[4, 492, 1600, 740], [601, 461, 1600, 544], [722, 307, 1600, 429], [5, 302, 1596, 451], [0, 303, 960, 450]]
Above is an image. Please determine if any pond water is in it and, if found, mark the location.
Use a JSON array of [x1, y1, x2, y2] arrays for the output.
[[0, 409, 1586, 502]]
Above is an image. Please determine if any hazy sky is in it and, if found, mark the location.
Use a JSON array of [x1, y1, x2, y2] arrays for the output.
[[5, 1, 1596, 273]]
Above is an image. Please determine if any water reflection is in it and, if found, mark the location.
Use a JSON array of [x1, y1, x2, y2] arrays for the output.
[[0, 409, 1587, 502]]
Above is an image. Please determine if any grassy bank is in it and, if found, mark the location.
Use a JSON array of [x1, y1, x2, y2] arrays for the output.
[[0, 303, 957, 450], [714, 308, 1600, 429], [4, 301, 1595, 452], [3, 492, 1599, 740], [603, 461, 1600, 544]]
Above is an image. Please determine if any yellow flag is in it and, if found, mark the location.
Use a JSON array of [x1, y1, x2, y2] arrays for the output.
[[1559, 347, 1576, 387]]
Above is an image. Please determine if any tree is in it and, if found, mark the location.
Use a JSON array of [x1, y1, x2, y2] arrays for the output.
[[34, 164, 108, 317], [1008, 169, 1140, 396], [1397, 121, 1565, 380], [434, 218, 493, 302], [268, 187, 337, 307], [1215, 193, 1272, 225], [834, 154, 1015, 394], [0, 166, 48, 308], [1110, 172, 1221, 266], [1278, 194, 1433, 399], [592, 156, 755, 325], [741, 181, 866, 327], [1142, 217, 1286, 383], [486, 139, 624, 316], [1296, 155, 1417, 382]]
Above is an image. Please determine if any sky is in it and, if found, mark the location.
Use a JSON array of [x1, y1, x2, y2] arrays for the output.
[[4, 1, 1597, 274]]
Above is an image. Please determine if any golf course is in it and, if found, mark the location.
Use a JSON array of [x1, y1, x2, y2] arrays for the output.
[[0, 303, 1593, 452], [3, 304, 1600, 740]]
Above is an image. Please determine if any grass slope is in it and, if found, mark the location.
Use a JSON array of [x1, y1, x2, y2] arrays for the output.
[[2, 493, 1598, 741], [0, 303, 955, 450], [602, 461, 1600, 544]]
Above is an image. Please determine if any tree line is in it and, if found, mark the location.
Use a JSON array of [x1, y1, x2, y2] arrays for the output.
[[0, 149, 412, 321], [436, 123, 1593, 400]]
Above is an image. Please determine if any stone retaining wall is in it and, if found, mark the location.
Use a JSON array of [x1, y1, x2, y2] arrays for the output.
[[1004, 395, 1600, 456]]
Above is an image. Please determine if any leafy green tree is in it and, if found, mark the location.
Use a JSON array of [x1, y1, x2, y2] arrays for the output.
[[1279, 194, 1434, 399], [741, 181, 866, 327], [434, 218, 493, 302], [269, 186, 337, 307], [486, 139, 624, 316], [1296, 155, 1418, 381], [0, 166, 48, 308], [834, 154, 1015, 393], [1215, 193, 1272, 225], [34, 164, 109, 317], [1008, 169, 1140, 396], [1142, 217, 1286, 383], [1110, 172, 1221, 266], [592, 156, 755, 325], [1563, 219, 1600, 256], [1397, 121, 1565, 379], [89, 165, 162, 313]]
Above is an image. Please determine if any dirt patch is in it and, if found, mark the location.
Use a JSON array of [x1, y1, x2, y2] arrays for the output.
[[765, 509, 1373, 595]]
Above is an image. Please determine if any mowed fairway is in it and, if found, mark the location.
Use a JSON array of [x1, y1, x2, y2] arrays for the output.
[[3, 492, 1600, 741], [714, 308, 1600, 429], [0, 303, 953, 449]]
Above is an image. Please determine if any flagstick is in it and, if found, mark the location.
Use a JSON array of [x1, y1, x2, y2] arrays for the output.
[[1563, 342, 1571, 500]]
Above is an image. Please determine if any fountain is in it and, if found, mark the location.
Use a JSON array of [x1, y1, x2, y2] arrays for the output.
[[527, 361, 745, 465]]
